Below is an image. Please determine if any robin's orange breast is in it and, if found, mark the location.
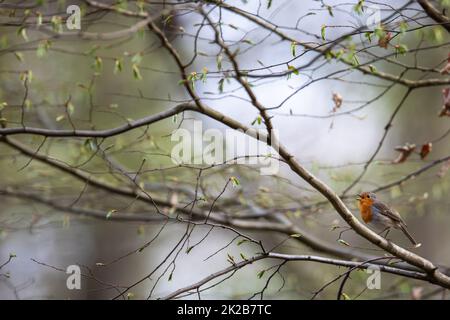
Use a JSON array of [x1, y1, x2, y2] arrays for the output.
[[358, 202, 372, 223]]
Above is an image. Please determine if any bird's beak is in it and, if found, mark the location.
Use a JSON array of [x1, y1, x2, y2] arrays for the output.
[[356, 194, 361, 201]]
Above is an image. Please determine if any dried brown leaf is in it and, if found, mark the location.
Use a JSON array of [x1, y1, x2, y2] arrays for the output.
[[392, 143, 416, 164], [332, 92, 343, 112], [419, 143, 432, 159], [378, 32, 392, 49]]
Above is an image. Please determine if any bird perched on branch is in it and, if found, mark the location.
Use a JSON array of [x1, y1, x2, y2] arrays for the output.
[[357, 192, 421, 248]]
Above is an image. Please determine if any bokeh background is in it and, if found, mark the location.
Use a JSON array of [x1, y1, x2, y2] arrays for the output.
[[0, 0, 449, 299]]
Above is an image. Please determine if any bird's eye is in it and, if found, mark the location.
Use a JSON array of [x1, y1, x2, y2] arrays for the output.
[[366, 194, 370, 198]]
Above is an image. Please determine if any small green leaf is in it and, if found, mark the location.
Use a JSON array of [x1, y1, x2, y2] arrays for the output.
[[432, 26, 444, 43], [217, 54, 223, 70], [114, 58, 123, 74], [55, 115, 65, 122], [395, 44, 408, 57], [237, 239, 248, 246], [227, 253, 236, 265], [201, 67, 208, 83], [84, 139, 98, 152], [14, 52, 24, 62], [337, 239, 351, 246], [160, 12, 172, 27], [18, 27, 28, 41], [187, 72, 199, 89], [37, 12, 43, 27], [330, 225, 339, 231], [106, 209, 117, 219], [374, 26, 385, 39], [325, 50, 334, 61], [51, 16, 63, 33], [341, 292, 351, 300], [399, 21, 408, 33], [131, 52, 143, 65], [321, 25, 326, 40], [251, 115, 262, 126], [93, 56, 103, 72], [353, 0, 364, 15], [287, 65, 299, 75], [290, 41, 297, 57], [218, 78, 225, 93], [36, 40, 51, 58], [66, 101, 75, 115], [230, 176, 240, 187], [132, 64, 142, 80], [257, 270, 265, 279], [24, 99, 32, 110]]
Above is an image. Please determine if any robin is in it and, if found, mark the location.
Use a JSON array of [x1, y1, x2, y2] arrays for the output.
[[356, 192, 421, 248]]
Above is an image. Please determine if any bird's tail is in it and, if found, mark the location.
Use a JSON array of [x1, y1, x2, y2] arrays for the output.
[[399, 224, 421, 248]]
